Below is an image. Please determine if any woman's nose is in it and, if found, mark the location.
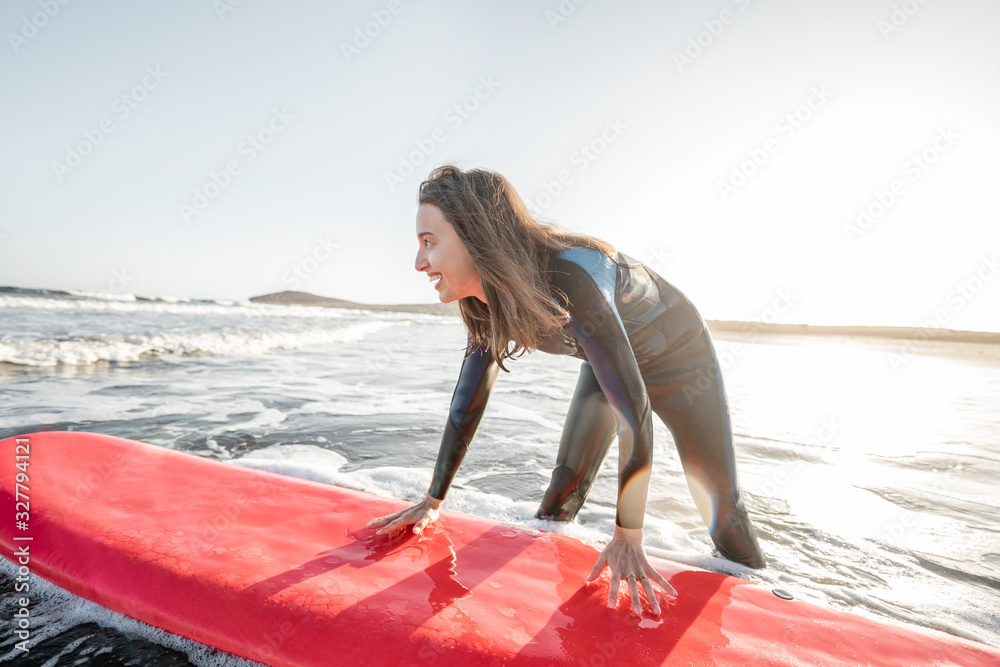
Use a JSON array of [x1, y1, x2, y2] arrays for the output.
[[415, 249, 427, 272]]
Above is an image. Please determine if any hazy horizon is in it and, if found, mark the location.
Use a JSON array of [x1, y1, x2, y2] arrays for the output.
[[8, 284, 1000, 341]]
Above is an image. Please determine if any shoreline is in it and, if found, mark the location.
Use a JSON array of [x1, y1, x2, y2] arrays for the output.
[[5, 284, 996, 346], [704, 320, 1000, 346], [249, 291, 1000, 346]]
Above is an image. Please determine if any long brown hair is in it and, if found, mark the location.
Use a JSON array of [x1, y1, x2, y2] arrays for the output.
[[418, 164, 616, 372]]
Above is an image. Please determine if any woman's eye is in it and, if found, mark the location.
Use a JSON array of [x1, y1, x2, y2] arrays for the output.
[[424, 239, 432, 249]]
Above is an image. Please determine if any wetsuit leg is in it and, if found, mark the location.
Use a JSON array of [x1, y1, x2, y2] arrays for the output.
[[644, 329, 766, 569], [536, 361, 618, 521]]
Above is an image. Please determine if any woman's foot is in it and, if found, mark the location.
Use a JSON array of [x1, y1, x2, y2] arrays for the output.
[[712, 499, 767, 569], [536, 465, 586, 521]]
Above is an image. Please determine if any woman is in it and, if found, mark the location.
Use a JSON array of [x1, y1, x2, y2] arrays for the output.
[[367, 165, 766, 615]]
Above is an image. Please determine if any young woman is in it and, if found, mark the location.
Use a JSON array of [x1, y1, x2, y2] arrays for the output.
[[367, 164, 766, 615]]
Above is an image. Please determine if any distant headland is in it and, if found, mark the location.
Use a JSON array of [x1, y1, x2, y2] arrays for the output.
[[249, 290, 459, 316]]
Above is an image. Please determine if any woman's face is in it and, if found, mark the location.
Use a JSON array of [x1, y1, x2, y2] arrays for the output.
[[415, 203, 487, 304]]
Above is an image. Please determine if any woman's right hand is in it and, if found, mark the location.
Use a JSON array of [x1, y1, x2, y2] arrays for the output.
[[365, 493, 443, 535]]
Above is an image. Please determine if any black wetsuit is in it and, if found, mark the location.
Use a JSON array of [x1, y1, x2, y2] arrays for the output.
[[426, 246, 766, 568]]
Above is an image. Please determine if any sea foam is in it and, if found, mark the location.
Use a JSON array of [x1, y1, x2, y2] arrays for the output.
[[0, 321, 406, 366]]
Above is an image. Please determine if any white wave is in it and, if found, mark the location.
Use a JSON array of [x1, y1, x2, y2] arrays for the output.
[[64, 289, 138, 301], [0, 294, 429, 321], [0, 320, 406, 367], [141, 294, 193, 303]]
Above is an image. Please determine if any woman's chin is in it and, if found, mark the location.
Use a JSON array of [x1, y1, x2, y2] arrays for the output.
[[436, 285, 472, 304]]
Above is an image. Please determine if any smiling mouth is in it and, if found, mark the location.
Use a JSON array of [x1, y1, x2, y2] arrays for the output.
[[428, 273, 443, 287]]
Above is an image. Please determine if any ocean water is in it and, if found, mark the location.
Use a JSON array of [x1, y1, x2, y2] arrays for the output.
[[1, 289, 998, 665]]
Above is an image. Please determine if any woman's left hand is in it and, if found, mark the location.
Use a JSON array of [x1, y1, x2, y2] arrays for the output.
[[587, 525, 677, 615]]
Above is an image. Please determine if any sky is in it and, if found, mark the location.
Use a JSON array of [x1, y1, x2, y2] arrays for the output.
[[2, 0, 999, 331]]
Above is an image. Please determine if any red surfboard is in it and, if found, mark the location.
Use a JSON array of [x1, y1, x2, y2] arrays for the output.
[[2, 431, 998, 666]]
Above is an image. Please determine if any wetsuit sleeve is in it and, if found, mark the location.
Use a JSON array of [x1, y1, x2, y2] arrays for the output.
[[550, 257, 654, 530], [427, 340, 500, 501]]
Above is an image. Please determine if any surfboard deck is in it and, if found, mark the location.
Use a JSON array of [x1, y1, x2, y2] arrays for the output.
[[2, 431, 998, 666]]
